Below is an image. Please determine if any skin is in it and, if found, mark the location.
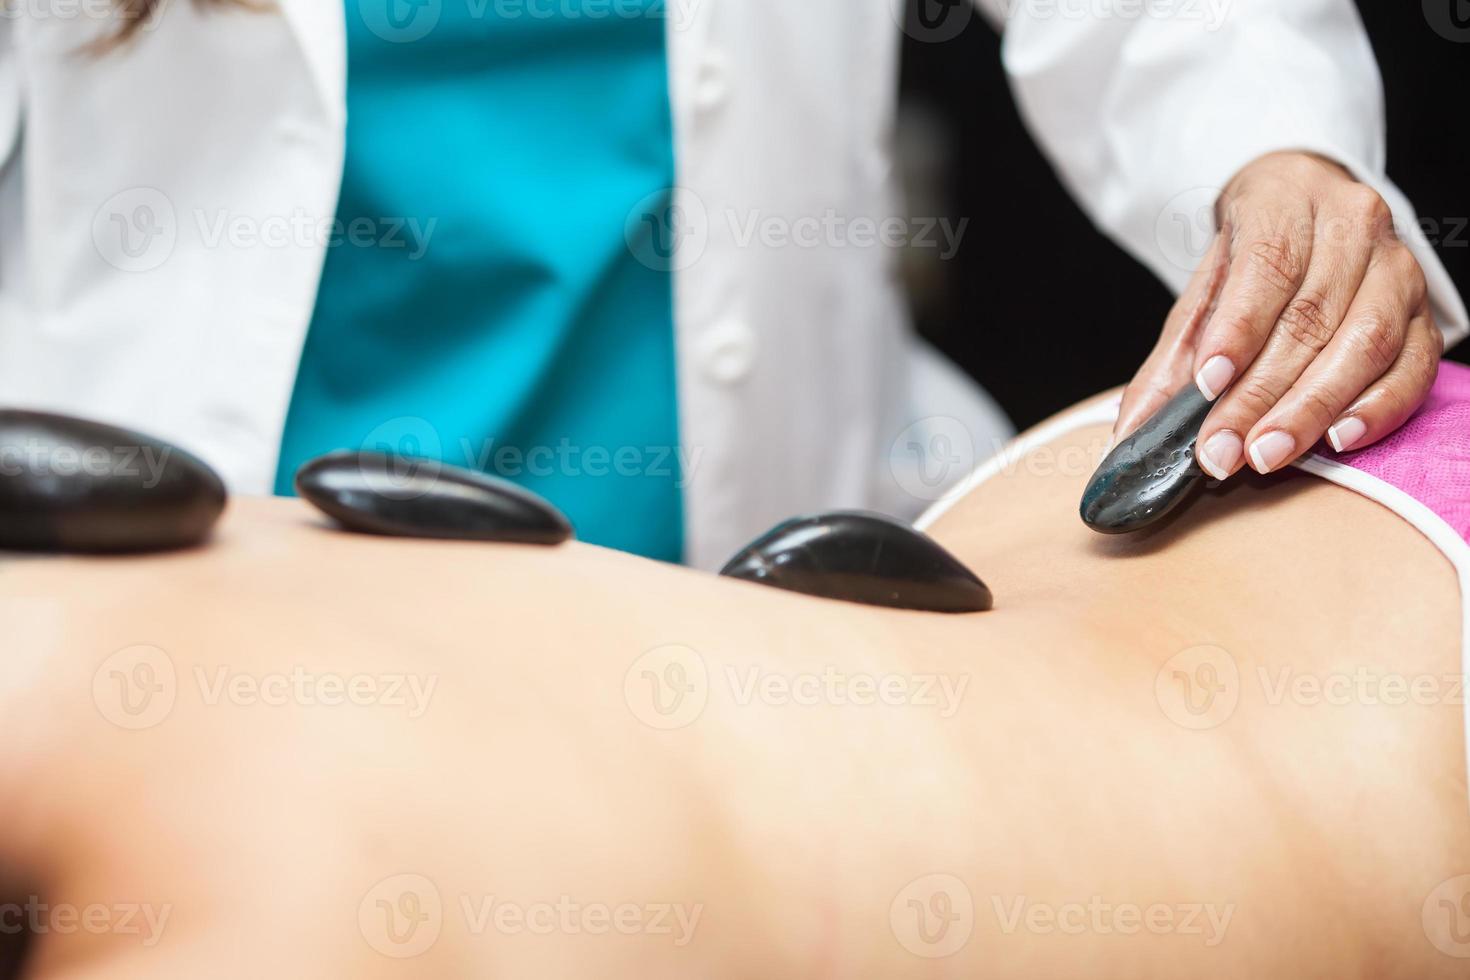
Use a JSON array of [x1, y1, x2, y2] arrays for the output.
[[1117, 151, 1444, 479], [0, 396, 1466, 978]]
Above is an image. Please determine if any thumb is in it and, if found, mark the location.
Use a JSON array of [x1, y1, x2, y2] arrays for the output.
[[1114, 233, 1230, 441]]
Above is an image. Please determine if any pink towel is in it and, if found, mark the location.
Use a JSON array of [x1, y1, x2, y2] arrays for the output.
[[1317, 360, 1470, 543]]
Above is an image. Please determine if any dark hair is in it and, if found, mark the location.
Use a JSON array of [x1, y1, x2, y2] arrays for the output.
[[97, 0, 251, 51]]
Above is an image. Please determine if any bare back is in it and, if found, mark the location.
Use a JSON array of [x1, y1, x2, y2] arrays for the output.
[[0, 404, 1465, 978]]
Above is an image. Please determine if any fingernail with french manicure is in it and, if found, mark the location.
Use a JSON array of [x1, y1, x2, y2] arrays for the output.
[[1248, 431, 1296, 474], [1197, 430, 1243, 481], [1327, 417, 1367, 453], [1195, 355, 1236, 402]]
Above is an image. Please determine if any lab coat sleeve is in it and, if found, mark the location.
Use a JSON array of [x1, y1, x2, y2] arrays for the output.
[[972, 0, 1469, 348], [0, 17, 16, 169]]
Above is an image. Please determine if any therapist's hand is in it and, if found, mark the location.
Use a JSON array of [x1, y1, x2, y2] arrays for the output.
[[1115, 151, 1443, 479]]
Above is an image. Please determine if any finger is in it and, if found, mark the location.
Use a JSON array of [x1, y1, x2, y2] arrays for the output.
[[1114, 235, 1229, 442], [1189, 194, 1317, 405], [1322, 313, 1442, 454], [1193, 215, 1374, 480], [1241, 244, 1430, 473]]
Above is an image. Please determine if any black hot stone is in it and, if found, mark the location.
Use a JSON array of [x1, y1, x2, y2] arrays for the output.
[[295, 450, 573, 545], [719, 511, 993, 613], [1080, 384, 1213, 534], [0, 409, 227, 553]]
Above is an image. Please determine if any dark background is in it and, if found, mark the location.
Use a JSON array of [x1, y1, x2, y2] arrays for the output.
[[898, 0, 1470, 429]]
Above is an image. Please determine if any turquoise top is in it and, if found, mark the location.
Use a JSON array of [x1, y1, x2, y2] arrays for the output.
[[275, 1, 684, 561]]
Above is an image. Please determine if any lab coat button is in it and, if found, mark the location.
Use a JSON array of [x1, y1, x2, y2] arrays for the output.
[[694, 52, 730, 112], [697, 318, 757, 385]]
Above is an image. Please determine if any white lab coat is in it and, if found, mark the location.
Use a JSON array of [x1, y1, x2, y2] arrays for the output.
[[0, 0, 1464, 568]]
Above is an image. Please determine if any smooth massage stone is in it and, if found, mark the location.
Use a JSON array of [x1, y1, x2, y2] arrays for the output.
[[295, 450, 573, 545], [0, 409, 226, 553], [720, 511, 993, 613], [1080, 383, 1212, 534]]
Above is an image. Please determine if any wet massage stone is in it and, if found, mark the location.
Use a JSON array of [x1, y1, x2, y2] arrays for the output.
[[1080, 383, 1212, 534], [295, 451, 573, 545], [0, 410, 227, 553], [720, 511, 993, 613]]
